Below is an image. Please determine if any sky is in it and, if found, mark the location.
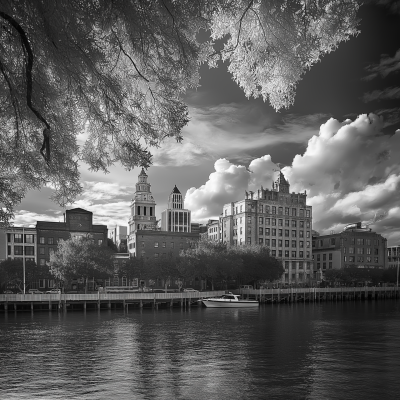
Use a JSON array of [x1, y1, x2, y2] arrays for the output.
[[12, 1, 400, 246]]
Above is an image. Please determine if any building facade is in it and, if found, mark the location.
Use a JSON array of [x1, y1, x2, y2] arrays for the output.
[[108, 225, 128, 252], [4, 226, 37, 263], [220, 172, 313, 284], [207, 219, 221, 242], [161, 185, 191, 232], [387, 245, 400, 269], [312, 222, 388, 275], [36, 208, 107, 266]]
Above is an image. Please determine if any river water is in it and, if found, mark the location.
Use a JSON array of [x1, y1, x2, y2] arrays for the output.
[[1, 300, 400, 399]]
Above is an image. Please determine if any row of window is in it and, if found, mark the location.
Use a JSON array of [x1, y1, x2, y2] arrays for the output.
[[316, 262, 333, 270], [269, 249, 309, 258], [315, 253, 333, 261], [344, 256, 379, 263], [259, 239, 310, 248], [38, 237, 103, 245], [344, 247, 379, 255], [315, 238, 380, 247], [7, 234, 35, 243], [283, 261, 311, 269], [8, 246, 35, 255], [259, 218, 311, 228], [229, 205, 311, 217]]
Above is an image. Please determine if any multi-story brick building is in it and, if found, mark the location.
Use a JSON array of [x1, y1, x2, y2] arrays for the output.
[[220, 172, 313, 284], [36, 208, 107, 266], [312, 222, 388, 274]]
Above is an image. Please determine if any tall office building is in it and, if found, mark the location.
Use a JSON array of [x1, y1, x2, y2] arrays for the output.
[[220, 172, 313, 284], [161, 185, 191, 232]]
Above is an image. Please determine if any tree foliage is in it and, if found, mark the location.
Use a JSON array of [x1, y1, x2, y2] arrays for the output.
[[0, 259, 51, 292], [49, 238, 114, 283], [0, 0, 360, 225]]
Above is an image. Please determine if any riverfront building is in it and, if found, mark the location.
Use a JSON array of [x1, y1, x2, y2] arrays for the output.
[[36, 208, 107, 266], [128, 169, 199, 258], [387, 245, 400, 269], [312, 222, 388, 272], [4, 226, 37, 264], [220, 172, 313, 285]]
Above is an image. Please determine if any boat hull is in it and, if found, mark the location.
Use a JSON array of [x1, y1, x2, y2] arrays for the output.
[[202, 299, 259, 308]]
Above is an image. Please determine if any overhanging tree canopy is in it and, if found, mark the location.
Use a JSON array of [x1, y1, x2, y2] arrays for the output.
[[0, 0, 360, 225]]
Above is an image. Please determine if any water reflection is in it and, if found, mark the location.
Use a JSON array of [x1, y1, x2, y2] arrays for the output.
[[0, 301, 400, 399]]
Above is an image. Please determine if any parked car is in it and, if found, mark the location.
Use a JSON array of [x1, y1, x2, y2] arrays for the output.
[[46, 289, 61, 294], [183, 288, 198, 292], [28, 289, 43, 294]]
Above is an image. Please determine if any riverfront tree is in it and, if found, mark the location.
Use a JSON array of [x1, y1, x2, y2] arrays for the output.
[[0, 259, 51, 292], [49, 238, 114, 288], [229, 245, 284, 285], [0, 0, 360, 226]]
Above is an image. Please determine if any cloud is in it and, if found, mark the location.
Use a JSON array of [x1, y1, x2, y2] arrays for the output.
[[13, 211, 60, 226], [363, 48, 400, 81], [185, 114, 400, 245], [363, 87, 400, 102]]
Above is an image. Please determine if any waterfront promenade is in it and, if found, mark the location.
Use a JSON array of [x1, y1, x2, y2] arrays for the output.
[[0, 287, 398, 312]]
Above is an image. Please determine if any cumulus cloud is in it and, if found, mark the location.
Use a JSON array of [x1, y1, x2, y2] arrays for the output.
[[185, 114, 400, 245], [13, 211, 60, 226]]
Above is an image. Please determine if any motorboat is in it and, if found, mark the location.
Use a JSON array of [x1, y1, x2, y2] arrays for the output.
[[201, 292, 259, 308]]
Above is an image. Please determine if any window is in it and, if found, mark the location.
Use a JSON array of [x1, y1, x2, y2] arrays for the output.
[[357, 238, 364, 245], [266, 239, 270, 246], [25, 247, 34, 256], [265, 218, 270, 225], [357, 248, 364, 254], [278, 229, 283, 237], [292, 240, 296, 248], [272, 229, 276, 236], [248, 218, 252, 224], [259, 227, 263, 235], [317, 263, 320, 269], [357, 256, 364, 262], [272, 250, 276, 257], [272, 206, 276, 214], [285, 250, 289, 257], [278, 219, 283, 226], [39, 247, 45, 255], [306, 210, 311, 217], [366, 256, 371, 263], [266, 206, 270, 214], [329, 253, 332, 260], [240, 205, 243, 212], [374, 249, 379, 255], [14, 234, 23, 243], [48, 237, 54, 245], [330, 238, 336, 245], [292, 208, 297, 217], [299, 209, 304, 217], [14, 246, 23, 255], [299, 251, 304, 257], [25, 234, 34, 244], [306, 221, 310, 228], [39, 259, 46, 266], [292, 251, 297, 257], [299, 241, 304, 248], [306, 231, 310, 238], [154, 242, 159, 248], [285, 230, 289, 237], [40, 237, 45, 244], [317, 254, 320, 261], [171, 242, 174, 248], [367, 248, 371, 254], [306, 241, 310, 248], [374, 257, 379, 263], [291, 220, 297, 227], [285, 240, 289, 247], [323, 262, 326, 269], [292, 230, 296, 237], [350, 238, 355, 245], [285, 207, 289, 215], [278, 207, 283, 215], [323, 254, 326, 261], [259, 238, 263, 244], [162, 242, 166, 248], [141, 241, 145, 247], [278, 250, 283, 257], [39, 279, 46, 288], [306, 251, 310, 258], [299, 261, 303, 269], [349, 247, 354, 254], [265, 228, 270, 235], [247, 238, 251, 245], [349, 256, 355, 262], [299, 221, 304, 228], [299, 231, 304, 238], [98, 239, 103, 245], [272, 219, 276, 226], [272, 239, 276, 247], [366, 239, 371, 246], [259, 217, 263, 224], [278, 240, 282, 247], [285, 220, 290, 227]]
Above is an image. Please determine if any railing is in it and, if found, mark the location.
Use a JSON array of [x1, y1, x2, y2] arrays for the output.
[[0, 290, 226, 302]]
